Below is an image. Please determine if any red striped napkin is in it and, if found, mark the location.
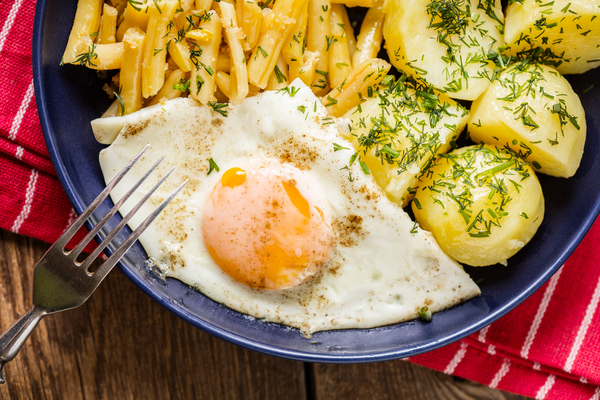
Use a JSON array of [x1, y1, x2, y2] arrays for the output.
[[3, 1, 600, 398]]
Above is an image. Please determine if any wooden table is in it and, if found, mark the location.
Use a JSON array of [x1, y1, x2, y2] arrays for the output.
[[0, 229, 531, 399]]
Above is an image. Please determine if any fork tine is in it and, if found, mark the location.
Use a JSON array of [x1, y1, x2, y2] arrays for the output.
[[68, 156, 165, 260], [53, 144, 150, 250], [91, 178, 189, 282], [80, 167, 179, 271]]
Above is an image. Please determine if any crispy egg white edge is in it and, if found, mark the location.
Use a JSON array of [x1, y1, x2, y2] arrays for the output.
[[96, 80, 480, 335]]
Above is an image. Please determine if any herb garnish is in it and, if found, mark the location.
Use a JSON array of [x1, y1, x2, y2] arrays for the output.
[[74, 44, 98, 67], [208, 101, 228, 117], [208, 158, 219, 175], [418, 306, 432, 321], [173, 79, 190, 92]]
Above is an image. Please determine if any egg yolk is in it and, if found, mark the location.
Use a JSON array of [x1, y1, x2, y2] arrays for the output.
[[202, 160, 333, 290]]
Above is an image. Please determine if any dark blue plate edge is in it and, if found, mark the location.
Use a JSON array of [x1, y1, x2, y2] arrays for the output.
[[30, 0, 600, 364]]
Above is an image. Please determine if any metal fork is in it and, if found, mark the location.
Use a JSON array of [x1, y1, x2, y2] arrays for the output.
[[0, 145, 187, 383]]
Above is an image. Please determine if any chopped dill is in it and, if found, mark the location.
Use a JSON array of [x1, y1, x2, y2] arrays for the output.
[[208, 158, 220, 175], [208, 101, 228, 117]]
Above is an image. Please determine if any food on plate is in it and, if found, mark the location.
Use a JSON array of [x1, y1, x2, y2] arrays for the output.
[[468, 63, 586, 178], [382, 0, 505, 101], [63, 0, 104, 64], [504, 0, 600, 75], [328, 5, 353, 89], [65, 0, 596, 333], [342, 77, 469, 207], [96, 82, 480, 335], [62, 0, 389, 116], [352, 6, 384, 68], [120, 27, 146, 114], [323, 58, 391, 117], [412, 144, 545, 267]]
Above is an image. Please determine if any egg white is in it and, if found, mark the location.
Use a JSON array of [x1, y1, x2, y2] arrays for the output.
[[97, 80, 480, 335]]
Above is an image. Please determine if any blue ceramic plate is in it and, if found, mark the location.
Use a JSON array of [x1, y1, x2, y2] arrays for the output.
[[33, 0, 600, 363]]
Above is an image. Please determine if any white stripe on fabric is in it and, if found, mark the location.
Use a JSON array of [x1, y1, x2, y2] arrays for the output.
[[478, 325, 491, 343], [15, 145, 23, 160], [533, 362, 541, 371], [564, 276, 600, 373], [535, 375, 556, 400], [0, 0, 24, 54], [487, 345, 496, 355], [581, 377, 589, 384], [444, 341, 468, 375], [521, 268, 564, 359], [489, 359, 510, 389], [8, 80, 35, 141], [590, 386, 600, 400], [66, 208, 78, 229], [11, 169, 39, 234]]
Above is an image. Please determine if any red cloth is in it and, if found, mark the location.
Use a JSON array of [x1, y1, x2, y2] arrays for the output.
[[3, 1, 600, 398]]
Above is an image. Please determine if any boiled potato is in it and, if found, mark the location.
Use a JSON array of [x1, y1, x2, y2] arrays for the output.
[[468, 63, 586, 178], [412, 144, 544, 266], [343, 77, 469, 207], [505, 0, 600, 75], [383, 0, 504, 100]]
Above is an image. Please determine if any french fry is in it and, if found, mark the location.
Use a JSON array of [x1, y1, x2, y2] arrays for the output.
[[148, 69, 187, 106], [63, 0, 103, 64], [323, 58, 390, 117], [283, 1, 306, 86], [266, 55, 289, 90], [290, 49, 319, 86], [352, 5, 384, 67], [179, 0, 195, 11], [99, 3, 118, 44], [261, 7, 273, 25], [328, 4, 352, 88], [306, 0, 331, 94], [330, 0, 382, 7], [120, 27, 146, 114], [196, 0, 213, 11], [240, 0, 263, 51], [247, 0, 307, 89], [167, 26, 193, 72], [190, 10, 222, 104], [216, 71, 232, 98], [282, 1, 307, 64], [210, 0, 234, 16], [142, 0, 179, 98], [220, 2, 249, 104], [174, 9, 194, 30], [116, 0, 151, 42], [340, 5, 355, 57], [73, 42, 124, 69]]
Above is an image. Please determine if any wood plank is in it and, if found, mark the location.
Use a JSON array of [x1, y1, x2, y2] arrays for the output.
[[0, 229, 306, 400], [312, 361, 532, 400]]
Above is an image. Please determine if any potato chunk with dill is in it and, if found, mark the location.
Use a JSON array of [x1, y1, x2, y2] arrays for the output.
[[468, 63, 586, 178], [343, 76, 469, 207], [383, 0, 505, 100], [412, 144, 544, 267], [505, 0, 600, 75]]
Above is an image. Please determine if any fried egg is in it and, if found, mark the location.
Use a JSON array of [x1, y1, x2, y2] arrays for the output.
[[96, 80, 480, 335]]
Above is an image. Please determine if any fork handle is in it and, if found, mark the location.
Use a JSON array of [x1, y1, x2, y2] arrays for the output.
[[0, 306, 45, 384]]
